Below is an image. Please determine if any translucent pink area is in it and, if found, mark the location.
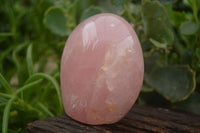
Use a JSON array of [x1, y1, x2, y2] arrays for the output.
[[61, 13, 144, 125]]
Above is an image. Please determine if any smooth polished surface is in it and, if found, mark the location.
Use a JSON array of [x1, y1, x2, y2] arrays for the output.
[[61, 13, 144, 125]]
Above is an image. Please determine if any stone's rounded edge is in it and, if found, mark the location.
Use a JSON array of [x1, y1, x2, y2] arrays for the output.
[[83, 13, 127, 23], [60, 13, 144, 125], [67, 112, 118, 125]]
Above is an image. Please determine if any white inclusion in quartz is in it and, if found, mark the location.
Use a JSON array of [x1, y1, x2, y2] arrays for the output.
[[70, 94, 78, 109], [70, 94, 87, 109], [110, 23, 115, 27], [82, 21, 99, 51], [118, 36, 135, 53], [101, 36, 135, 92]]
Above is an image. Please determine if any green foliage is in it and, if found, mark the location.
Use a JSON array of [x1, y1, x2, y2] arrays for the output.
[[111, 0, 132, 5], [158, 0, 177, 5], [173, 92, 200, 115], [180, 21, 199, 35], [145, 66, 195, 102], [0, 0, 200, 132], [141, 1, 172, 45], [44, 7, 70, 36], [80, 6, 102, 22]]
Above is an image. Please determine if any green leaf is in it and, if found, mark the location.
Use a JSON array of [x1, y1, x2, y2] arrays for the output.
[[76, 0, 90, 23], [66, 0, 79, 28], [80, 6, 102, 22], [199, 0, 200, 9], [26, 44, 34, 77], [0, 32, 12, 37], [111, 0, 131, 5], [149, 28, 174, 49], [160, 28, 174, 45], [37, 102, 54, 117], [180, 49, 193, 65], [44, 6, 69, 36], [158, 0, 178, 5], [141, 1, 171, 41], [150, 38, 167, 49], [171, 11, 187, 28], [196, 48, 200, 59], [97, 0, 124, 14], [12, 43, 29, 87], [0, 73, 13, 94], [0, 96, 9, 107], [142, 0, 151, 3], [187, 0, 199, 22], [180, 21, 199, 35], [142, 2, 174, 48], [0, 32, 12, 43], [145, 66, 196, 102], [0, 93, 12, 99], [173, 92, 200, 115], [141, 84, 154, 92]]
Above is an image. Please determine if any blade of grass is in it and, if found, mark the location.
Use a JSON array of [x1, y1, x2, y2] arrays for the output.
[[26, 73, 63, 111], [17, 98, 42, 116], [0, 93, 12, 99], [26, 44, 34, 76], [12, 42, 28, 99], [0, 103, 7, 107], [40, 82, 52, 103], [37, 102, 54, 117], [12, 42, 28, 86], [0, 46, 14, 74], [37, 57, 47, 72], [0, 46, 14, 62], [2, 79, 42, 133], [0, 73, 14, 94], [40, 72, 60, 106], [0, 32, 13, 37], [12, 43, 28, 71], [0, 97, 9, 106]]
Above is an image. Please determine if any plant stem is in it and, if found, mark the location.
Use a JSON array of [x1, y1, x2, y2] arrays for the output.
[[0, 93, 12, 99], [26, 73, 63, 112], [0, 73, 14, 94], [2, 79, 42, 133], [26, 44, 34, 76], [37, 102, 54, 117]]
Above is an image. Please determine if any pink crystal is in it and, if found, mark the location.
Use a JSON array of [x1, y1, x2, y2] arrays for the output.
[[61, 13, 144, 125]]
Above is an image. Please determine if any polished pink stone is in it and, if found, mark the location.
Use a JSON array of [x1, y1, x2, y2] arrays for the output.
[[60, 13, 144, 125]]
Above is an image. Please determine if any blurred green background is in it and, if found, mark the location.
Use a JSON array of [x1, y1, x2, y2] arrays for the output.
[[0, 0, 200, 132]]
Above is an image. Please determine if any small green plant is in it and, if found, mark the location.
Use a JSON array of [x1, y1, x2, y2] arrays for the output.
[[0, 0, 200, 132]]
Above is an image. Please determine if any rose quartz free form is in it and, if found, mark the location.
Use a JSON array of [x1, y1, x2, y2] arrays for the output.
[[61, 13, 144, 125]]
